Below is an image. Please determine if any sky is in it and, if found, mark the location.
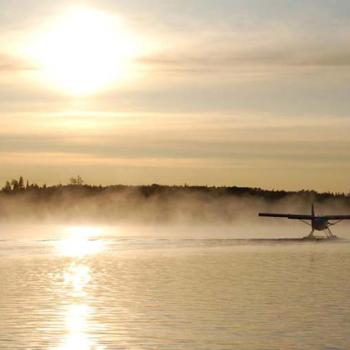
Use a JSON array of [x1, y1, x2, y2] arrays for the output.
[[1, 0, 350, 192]]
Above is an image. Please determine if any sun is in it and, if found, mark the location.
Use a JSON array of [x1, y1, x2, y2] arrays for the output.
[[30, 7, 138, 95]]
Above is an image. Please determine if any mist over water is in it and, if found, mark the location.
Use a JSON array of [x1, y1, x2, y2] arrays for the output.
[[1, 185, 350, 226]]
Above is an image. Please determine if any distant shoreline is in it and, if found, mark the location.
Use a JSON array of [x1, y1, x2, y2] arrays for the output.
[[1, 178, 349, 202]]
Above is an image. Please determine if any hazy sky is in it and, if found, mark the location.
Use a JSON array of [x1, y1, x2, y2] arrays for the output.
[[1, 0, 350, 192]]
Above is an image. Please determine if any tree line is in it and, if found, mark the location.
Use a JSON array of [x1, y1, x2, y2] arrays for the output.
[[1, 176, 85, 193], [1, 176, 350, 205]]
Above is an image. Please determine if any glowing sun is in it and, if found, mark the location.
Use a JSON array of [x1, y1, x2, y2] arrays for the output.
[[31, 8, 138, 95]]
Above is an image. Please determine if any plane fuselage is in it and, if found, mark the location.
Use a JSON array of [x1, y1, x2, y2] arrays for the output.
[[312, 217, 329, 231]]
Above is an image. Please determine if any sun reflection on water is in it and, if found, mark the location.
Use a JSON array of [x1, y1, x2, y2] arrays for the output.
[[60, 304, 94, 350], [54, 227, 106, 349], [64, 263, 91, 295], [56, 226, 105, 257]]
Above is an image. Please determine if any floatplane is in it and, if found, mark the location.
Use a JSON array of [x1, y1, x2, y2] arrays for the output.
[[259, 204, 350, 240]]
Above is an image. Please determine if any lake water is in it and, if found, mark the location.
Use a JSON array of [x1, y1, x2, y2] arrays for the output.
[[1, 224, 350, 350]]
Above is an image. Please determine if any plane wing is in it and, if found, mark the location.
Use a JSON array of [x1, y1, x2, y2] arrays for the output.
[[259, 213, 350, 220], [259, 213, 312, 220], [322, 215, 350, 220]]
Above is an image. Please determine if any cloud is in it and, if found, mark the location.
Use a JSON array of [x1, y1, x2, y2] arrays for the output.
[[140, 45, 350, 75], [137, 17, 350, 75], [0, 53, 35, 71], [1, 112, 350, 168]]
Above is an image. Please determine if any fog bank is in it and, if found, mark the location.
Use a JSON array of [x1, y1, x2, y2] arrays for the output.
[[1, 184, 350, 225]]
